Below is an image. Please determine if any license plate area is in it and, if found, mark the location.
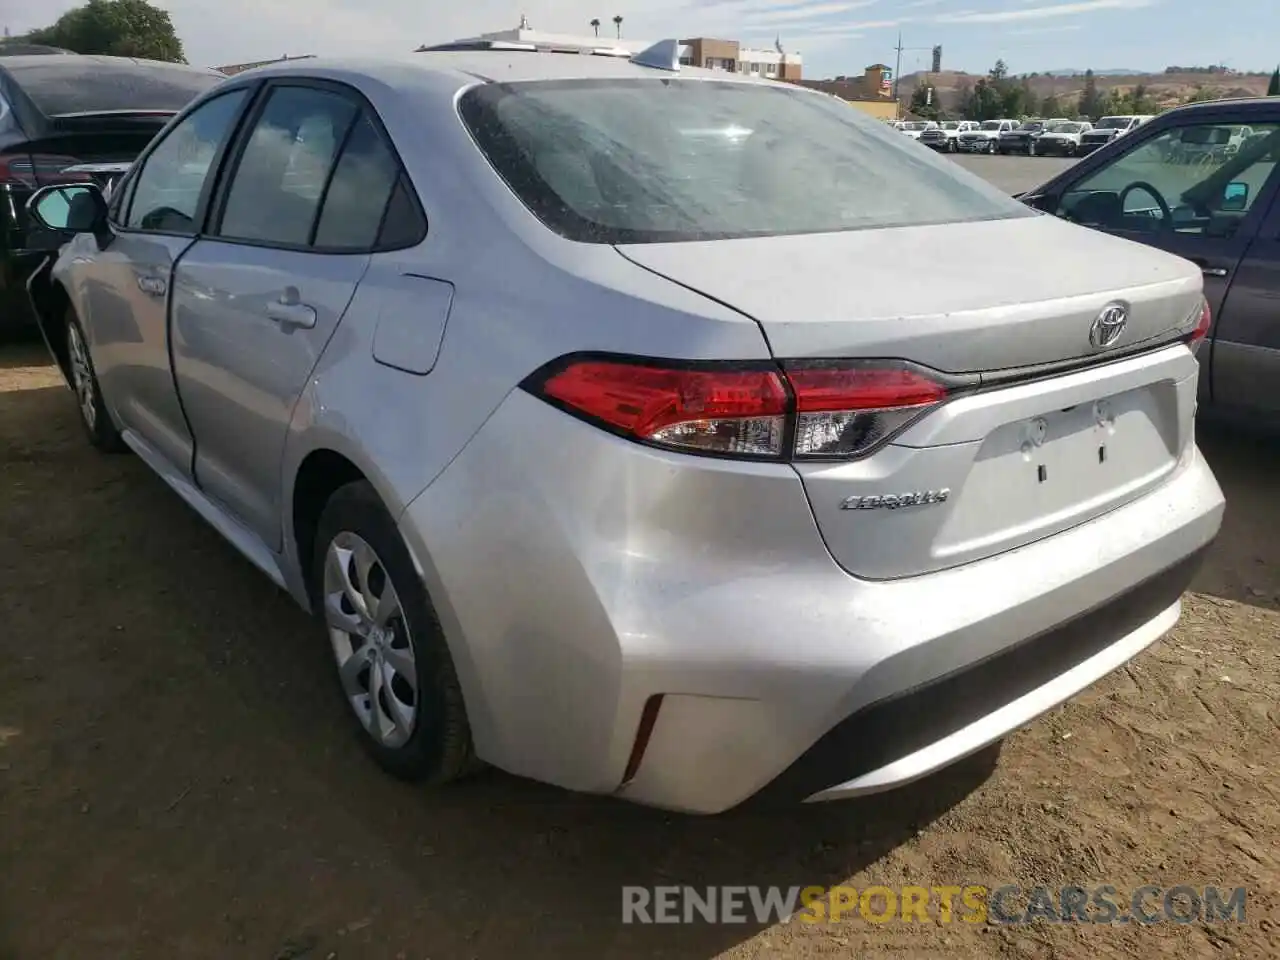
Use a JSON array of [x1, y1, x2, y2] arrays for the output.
[[935, 384, 1179, 558]]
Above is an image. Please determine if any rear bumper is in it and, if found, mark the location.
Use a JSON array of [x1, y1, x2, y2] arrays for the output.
[[756, 544, 1205, 805], [401, 390, 1224, 815]]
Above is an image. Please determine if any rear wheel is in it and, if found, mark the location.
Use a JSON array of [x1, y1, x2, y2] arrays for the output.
[[66, 309, 126, 453], [313, 481, 480, 783]]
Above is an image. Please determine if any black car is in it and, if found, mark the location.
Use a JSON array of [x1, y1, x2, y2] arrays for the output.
[[0, 54, 224, 333], [1019, 97, 1280, 427]]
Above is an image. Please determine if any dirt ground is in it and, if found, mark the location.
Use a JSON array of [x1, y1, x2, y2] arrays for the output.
[[1, 338, 1277, 960]]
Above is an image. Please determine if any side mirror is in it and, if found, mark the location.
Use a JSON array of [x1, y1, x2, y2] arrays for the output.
[[1221, 181, 1249, 212], [26, 183, 108, 234]]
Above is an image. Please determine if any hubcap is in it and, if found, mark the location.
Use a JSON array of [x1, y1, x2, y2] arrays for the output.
[[323, 532, 418, 748], [67, 324, 96, 431]]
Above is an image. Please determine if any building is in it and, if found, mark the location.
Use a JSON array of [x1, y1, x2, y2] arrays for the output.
[[216, 54, 316, 75], [790, 64, 898, 120], [679, 37, 802, 81], [443, 22, 802, 79]]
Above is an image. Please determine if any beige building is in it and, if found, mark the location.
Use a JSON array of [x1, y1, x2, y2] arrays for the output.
[[789, 64, 899, 119]]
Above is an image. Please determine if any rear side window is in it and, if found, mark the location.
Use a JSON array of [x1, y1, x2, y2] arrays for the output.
[[217, 86, 358, 246], [4, 59, 223, 117], [460, 79, 1031, 244], [312, 112, 401, 249]]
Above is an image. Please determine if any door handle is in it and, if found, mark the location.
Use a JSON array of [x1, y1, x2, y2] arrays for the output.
[[266, 297, 316, 330], [1188, 258, 1230, 278], [137, 274, 167, 297]]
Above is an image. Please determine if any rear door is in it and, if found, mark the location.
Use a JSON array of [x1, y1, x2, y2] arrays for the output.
[[1050, 114, 1280, 400], [171, 80, 407, 550]]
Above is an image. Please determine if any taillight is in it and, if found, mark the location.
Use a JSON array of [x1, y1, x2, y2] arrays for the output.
[[0, 153, 92, 188], [785, 361, 949, 458], [537, 358, 789, 457], [525, 355, 953, 461], [1187, 297, 1211, 354]]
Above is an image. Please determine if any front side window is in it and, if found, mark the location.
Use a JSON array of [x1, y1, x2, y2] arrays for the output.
[[460, 79, 1032, 243], [1059, 122, 1280, 239], [126, 88, 249, 233], [216, 85, 358, 246]]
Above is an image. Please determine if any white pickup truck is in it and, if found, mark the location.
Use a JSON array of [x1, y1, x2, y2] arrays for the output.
[[918, 120, 979, 152], [956, 119, 1017, 154]]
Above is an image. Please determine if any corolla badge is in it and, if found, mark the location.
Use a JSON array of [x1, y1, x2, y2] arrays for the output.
[[840, 489, 950, 511], [1089, 302, 1128, 349]]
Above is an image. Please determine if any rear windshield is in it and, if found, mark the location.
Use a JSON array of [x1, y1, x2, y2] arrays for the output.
[[4, 58, 223, 117], [459, 79, 1031, 244]]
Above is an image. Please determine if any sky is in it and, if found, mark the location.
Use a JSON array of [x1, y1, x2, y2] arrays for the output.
[[1, 0, 1275, 80]]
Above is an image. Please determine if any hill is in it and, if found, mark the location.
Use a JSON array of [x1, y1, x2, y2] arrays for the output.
[[895, 68, 1272, 114]]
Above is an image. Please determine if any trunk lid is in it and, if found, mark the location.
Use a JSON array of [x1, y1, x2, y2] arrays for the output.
[[615, 213, 1202, 372], [617, 214, 1204, 580]]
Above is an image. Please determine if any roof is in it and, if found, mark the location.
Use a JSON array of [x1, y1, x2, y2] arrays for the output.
[[1162, 95, 1277, 116], [241, 49, 793, 87], [216, 54, 316, 75], [0, 53, 222, 76]]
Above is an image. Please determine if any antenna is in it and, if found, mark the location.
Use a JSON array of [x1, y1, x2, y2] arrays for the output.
[[630, 38, 686, 72]]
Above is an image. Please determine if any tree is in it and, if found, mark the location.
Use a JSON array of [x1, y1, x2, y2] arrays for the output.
[[1078, 69, 1103, 120], [590, 18, 601, 37], [989, 59, 1009, 83], [24, 0, 184, 62], [1268, 67, 1280, 96], [613, 14, 623, 39], [1040, 93, 1063, 118]]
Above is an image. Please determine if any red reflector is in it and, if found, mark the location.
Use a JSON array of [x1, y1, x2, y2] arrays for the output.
[[539, 359, 788, 448], [785, 365, 949, 412]]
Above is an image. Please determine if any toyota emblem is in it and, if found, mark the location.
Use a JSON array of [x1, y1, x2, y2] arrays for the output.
[[1089, 303, 1128, 349]]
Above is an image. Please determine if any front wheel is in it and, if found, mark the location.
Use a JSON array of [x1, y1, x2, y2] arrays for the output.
[[314, 481, 480, 783], [989, 140, 998, 154], [66, 310, 126, 453]]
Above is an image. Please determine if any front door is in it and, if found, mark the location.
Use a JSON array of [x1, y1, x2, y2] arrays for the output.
[[83, 87, 252, 475], [170, 83, 406, 550], [1051, 117, 1280, 402], [1212, 196, 1280, 416]]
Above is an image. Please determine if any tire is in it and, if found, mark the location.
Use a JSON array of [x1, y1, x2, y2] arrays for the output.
[[948, 139, 957, 153], [989, 140, 998, 155], [65, 308, 126, 453], [313, 480, 480, 783]]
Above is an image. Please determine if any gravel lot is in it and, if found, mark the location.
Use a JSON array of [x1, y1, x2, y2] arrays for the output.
[[1, 154, 1276, 959]]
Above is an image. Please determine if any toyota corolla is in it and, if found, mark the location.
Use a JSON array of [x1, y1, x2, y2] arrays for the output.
[[24, 41, 1223, 814]]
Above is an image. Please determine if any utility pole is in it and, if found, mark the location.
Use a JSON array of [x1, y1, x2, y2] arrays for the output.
[[892, 33, 935, 114]]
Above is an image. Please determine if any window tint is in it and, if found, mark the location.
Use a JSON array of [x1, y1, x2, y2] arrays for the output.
[[5, 59, 224, 117], [218, 86, 358, 246], [1060, 122, 1280, 240], [126, 89, 248, 233], [459, 79, 1030, 244], [313, 112, 400, 249], [376, 175, 427, 248]]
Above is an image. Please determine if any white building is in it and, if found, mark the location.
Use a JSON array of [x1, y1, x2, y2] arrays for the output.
[[442, 20, 802, 79]]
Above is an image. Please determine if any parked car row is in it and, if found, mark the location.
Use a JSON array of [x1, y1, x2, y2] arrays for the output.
[[909, 115, 1155, 157]]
